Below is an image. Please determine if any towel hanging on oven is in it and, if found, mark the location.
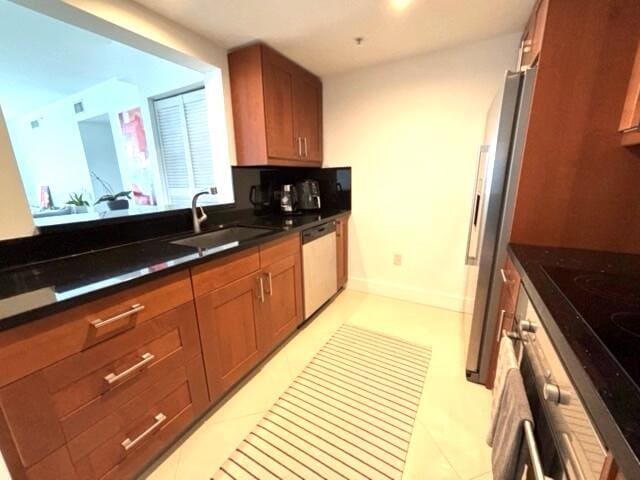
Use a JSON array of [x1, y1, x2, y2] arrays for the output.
[[488, 367, 533, 480]]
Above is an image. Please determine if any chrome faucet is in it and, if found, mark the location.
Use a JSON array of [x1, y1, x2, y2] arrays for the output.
[[191, 187, 218, 234]]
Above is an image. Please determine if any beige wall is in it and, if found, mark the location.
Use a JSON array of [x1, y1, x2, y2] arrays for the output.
[[0, 106, 34, 240], [323, 33, 520, 313], [0, 0, 237, 240]]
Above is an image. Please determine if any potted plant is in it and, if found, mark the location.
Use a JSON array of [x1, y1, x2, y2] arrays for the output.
[[90, 172, 131, 211], [94, 191, 132, 211], [65, 192, 90, 213]]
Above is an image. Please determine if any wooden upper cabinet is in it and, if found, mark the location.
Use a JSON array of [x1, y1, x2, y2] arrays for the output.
[[229, 43, 323, 167], [518, 0, 548, 70], [262, 51, 298, 160], [620, 42, 640, 146], [292, 71, 323, 162]]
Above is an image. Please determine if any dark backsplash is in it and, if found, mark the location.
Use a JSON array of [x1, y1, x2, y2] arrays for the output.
[[0, 166, 351, 270], [232, 166, 352, 212]]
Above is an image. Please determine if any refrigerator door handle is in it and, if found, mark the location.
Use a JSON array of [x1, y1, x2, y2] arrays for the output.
[[465, 145, 490, 265]]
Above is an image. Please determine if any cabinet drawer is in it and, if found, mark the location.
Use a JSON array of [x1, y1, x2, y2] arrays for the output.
[[0, 271, 193, 389], [70, 355, 205, 479], [191, 247, 260, 297], [44, 302, 202, 439], [259, 234, 300, 267]]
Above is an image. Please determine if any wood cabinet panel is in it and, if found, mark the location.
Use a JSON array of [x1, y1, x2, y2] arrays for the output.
[[0, 372, 66, 468], [191, 247, 260, 297], [259, 234, 301, 267], [336, 216, 349, 288], [486, 256, 521, 390], [263, 50, 298, 160], [260, 253, 303, 351], [293, 72, 322, 162], [229, 43, 322, 166], [519, 0, 548, 69], [70, 360, 199, 480], [0, 271, 193, 389], [510, 0, 640, 254], [620, 42, 640, 146], [196, 273, 263, 401]]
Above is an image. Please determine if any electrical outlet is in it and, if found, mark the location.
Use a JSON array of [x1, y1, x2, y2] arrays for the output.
[[393, 254, 402, 266]]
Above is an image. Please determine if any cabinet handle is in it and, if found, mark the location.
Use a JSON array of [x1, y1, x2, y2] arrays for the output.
[[496, 309, 514, 342], [121, 413, 166, 451], [90, 303, 145, 330], [303, 137, 308, 157], [104, 352, 155, 386], [296, 137, 303, 157], [267, 272, 273, 296], [500, 268, 514, 285], [258, 276, 265, 303]]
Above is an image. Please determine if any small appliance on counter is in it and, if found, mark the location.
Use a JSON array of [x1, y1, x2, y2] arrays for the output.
[[279, 184, 298, 214], [295, 180, 321, 210]]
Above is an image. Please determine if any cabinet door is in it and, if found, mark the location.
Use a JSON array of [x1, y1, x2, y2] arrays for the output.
[[260, 253, 303, 353], [293, 72, 322, 163], [336, 218, 348, 288], [195, 274, 264, 402], [262, 51, 298, 160], [486, 257, 521, 389]]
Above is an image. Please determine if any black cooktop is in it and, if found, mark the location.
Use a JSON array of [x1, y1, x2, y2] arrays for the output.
[[543, 265, 640, 389]]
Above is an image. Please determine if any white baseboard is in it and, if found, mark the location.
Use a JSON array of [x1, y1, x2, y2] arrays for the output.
[[346, 277, 474, 314]]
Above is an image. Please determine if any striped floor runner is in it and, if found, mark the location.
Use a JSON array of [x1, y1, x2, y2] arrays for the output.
[[212, 324, 432, 480]]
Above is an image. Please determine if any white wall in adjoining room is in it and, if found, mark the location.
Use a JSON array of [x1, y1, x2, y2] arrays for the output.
[[323, 33, 520, 313], [0, 106, 34, 240]]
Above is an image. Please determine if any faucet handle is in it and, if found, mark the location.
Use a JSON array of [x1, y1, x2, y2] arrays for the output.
[[197, 206, 207, 223]]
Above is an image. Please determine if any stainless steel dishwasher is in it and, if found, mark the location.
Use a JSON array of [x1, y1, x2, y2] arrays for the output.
[[302, 222, 338, 320]]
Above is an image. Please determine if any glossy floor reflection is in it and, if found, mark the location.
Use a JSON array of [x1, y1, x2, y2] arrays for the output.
[[144, 290, 493, 480]]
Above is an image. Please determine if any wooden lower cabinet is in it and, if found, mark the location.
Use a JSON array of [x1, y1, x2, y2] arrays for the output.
[[195, 234, 304, 402], [486, 256, 521, 390], [0, 292, 208, 480], [260, 252, 303, 353], [196, 272, 264, 402], [0, 233, 307, 479], [336, 215, 349, 288]]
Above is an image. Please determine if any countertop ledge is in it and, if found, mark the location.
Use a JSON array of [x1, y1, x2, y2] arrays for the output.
[[508, 243, 640, 480], [0, 210, 350, 331]]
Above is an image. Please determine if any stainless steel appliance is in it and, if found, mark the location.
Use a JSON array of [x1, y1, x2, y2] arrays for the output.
[[510, 288, 606, 480], [302, 222, 337, 320], [279, 184, 298, 213], [465, 66, 537, 384], [295, 180, 321, 210]]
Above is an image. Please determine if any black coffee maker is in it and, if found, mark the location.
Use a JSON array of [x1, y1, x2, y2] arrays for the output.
[[295, 180, 321, 210]]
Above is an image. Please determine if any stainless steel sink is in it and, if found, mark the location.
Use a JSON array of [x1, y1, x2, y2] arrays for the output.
[[171, 226, 276, 250]]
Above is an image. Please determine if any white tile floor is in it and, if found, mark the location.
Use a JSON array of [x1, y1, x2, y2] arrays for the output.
[[143, 290, 494, 480]]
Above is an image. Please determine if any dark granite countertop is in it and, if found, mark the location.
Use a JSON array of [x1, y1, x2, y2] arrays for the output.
[[0, 209, 349, 331], [508, 243, 640, 479]]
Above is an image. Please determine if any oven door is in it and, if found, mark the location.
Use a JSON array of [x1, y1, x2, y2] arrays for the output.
[[520, 350, 569, 480], [515, 290, 606, 480]]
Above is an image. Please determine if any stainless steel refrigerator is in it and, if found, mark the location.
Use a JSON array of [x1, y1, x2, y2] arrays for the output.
[[465, 66, 537, 385]]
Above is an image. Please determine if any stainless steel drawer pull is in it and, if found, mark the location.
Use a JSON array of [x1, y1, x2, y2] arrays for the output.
[[91, 304, 145, 329], [104, 352, 155, 385], [258, 276, 265, 303], [267, 272, 273, 296], [500, 268, 514, 285], [121, 413, 167, 451]]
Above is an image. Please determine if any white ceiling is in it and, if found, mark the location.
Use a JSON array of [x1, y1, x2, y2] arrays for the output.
[[0, 0, 200, 119], [131, 0, 534, 75]]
